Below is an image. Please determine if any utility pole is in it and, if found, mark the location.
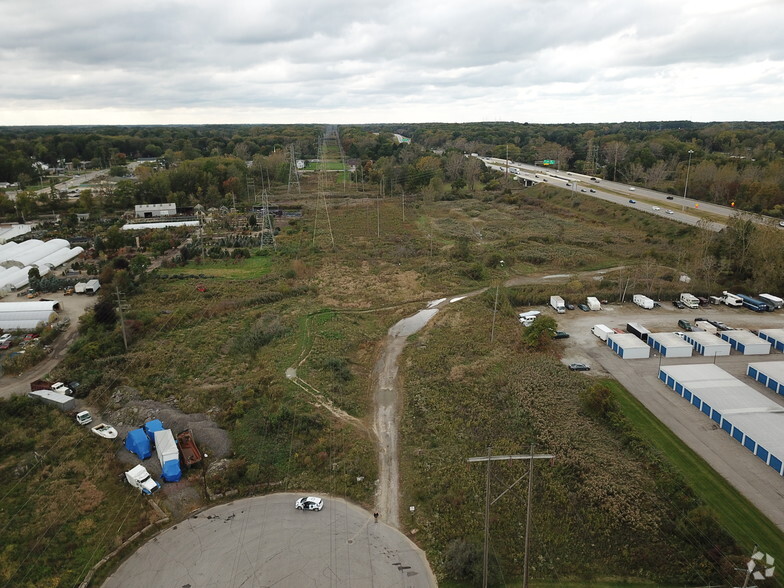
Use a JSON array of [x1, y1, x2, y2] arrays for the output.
[[467, 446, 554, 588], [115, 287, 129, 351]]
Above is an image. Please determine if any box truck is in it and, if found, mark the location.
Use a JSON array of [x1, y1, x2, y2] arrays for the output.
[[632, 294, 654, 310], [549, 295, 566, 314], [154, 429, 182, 483], [587, 297, 601, 311]]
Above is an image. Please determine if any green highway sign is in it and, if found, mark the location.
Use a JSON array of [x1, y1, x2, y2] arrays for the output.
[[543, 159, 555, 165]]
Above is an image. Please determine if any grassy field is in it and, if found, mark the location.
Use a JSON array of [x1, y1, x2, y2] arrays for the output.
[[3, 182, 781, 586]]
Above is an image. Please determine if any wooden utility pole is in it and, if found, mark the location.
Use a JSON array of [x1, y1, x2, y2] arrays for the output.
[[467, 446, 554, 588], [115, 287, 129, 351]]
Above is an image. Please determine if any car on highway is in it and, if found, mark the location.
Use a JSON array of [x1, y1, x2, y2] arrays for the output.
[[629, 199, 636, 204], [577, 303, 590, 312], [581, 189, 587, 192], [666, 195, 674, 200], [569, 363, 590, 371], [295, 496, 324, 511], [652, 206, 660, 211], [589, 188, 596, 193], [566, 182, 572, 186], [665, 209, 674, 214], [629, 187, 636, 191], [779, 221, 784, 227]]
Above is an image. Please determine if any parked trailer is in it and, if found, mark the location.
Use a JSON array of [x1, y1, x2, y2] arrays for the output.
[[632, 294, 654, 310], [679, 293, 700, 309], [27, 389, 75, 411], [721, 291, 743, 307], [592, 324, 613, 341], [734, 293, 769, 312], [626, 322, 652, 342], [759, 293, 783, 310], [587, 297, 601, 311], [177, 430, 203, 467], [549, 295, 565, 314]]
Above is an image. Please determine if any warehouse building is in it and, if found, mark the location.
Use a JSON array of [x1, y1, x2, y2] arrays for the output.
[[681, 331, 731, 357], [658, 364, 784, 476], [758, 329, 784, 353], [719, 329, 771, 355], [648, 332, 693, 358], [747, 361, 784, 398], [135, 203, 176, 218], [607, 332, 650, 359]]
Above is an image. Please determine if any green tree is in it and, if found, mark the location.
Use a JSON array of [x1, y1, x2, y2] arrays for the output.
[[521, 315, 558, 349]]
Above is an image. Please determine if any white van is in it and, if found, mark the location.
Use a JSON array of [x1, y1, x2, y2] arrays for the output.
[[75, 411, 93, 425]]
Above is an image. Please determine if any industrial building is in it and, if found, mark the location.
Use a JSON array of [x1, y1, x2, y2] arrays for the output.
[[681, 331, 731, 357], [658, 364, 784, 477], [607, 332, 651, 359], [718, 329, 771, 355], [747, 361, 784, 398], [758, 329, 784, 353], [135, 203, 177, 218], [647, 332, 693, 358]]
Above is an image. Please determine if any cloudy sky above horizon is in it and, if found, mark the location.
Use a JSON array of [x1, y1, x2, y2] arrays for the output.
[[1, 0, 782, 126]]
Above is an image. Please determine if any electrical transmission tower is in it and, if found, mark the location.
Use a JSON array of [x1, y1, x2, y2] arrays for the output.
[[287, 144, 300, 194], [312, 134, 335, 248], [259, 180, 276, 250]]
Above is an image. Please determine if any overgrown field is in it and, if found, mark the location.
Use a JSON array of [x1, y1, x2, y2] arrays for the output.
[[3, 184, 779, 586]]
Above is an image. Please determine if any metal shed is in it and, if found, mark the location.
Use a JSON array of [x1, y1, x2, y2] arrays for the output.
[[719, 329, 771, 355], [28, 389, 75, 411], [648, 332, 693, 358], [758, 329, 784, 353], [607, 332, 650, 359], [747, 361, 784, 397], [681, 331, 731, 357], [658, 363, 784, 476]]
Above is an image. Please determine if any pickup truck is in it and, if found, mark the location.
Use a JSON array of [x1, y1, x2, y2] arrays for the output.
[[125, 465, 161, 495]]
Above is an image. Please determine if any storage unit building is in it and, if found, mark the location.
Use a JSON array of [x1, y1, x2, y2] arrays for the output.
[[681, 331, 731, 356], [658, 364, 784, 476], [607, 332, 651, 359], [747, 361, 784, 397], [648, 332, 693, 358], [718, 330, 771, 355], [758, 329, 784, 353]]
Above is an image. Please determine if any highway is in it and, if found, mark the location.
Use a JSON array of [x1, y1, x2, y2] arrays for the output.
[[477, 155, 779, 233]]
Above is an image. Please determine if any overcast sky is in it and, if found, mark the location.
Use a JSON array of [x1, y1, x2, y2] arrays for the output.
[[1, 0, 782, 126]]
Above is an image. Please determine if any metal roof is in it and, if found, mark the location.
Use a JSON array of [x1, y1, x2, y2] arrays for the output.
[[747, 361, 784, 383], [607, 332, 650, 349], [648, 332, 692, 348]]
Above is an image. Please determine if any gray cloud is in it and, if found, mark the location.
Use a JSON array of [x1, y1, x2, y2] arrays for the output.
[[0, 0, 782, 124]]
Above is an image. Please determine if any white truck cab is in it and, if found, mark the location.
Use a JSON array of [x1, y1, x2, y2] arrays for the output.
[[125, 465, 161, 495]]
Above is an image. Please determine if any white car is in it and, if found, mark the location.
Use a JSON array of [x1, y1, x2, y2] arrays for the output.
[[652, 206, 660, 211], [629, 187, 636, 191], [295, 496, 324, 511], [665, 209, 674, 214], [0, 334, 11, 344]]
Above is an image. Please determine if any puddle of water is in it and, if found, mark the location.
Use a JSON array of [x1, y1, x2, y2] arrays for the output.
[[389, 308, 439, 338]]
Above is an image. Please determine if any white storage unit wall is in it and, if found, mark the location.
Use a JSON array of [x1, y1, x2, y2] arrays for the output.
[[681, 331, 731, 356], [758, 329, 784, 353], [718, 329, 771, 355], [607, 332, 650, 359], [658, 364, 784, 476], [747, 361, 784, 397], [648, 333, 693, 358]]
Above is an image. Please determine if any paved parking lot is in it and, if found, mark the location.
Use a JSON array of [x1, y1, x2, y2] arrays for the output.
[[553, 303, 784, 531], [103, 493, 436, 588]]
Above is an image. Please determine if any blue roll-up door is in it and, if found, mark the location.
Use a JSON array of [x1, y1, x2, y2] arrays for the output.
[[756, 445, 769, 463], [692, 395, 701, 408], [701, 402, 711, 416], [770, 378, 778, 391], [769, 455, 783, 475], [721, 419, 732, 434], [683, 389, 692, 402], [732, 427, 744, 442], [667, 375, 675, 388], [675, 382, 683, 394], [744, 436, 756, 452], [658, 370, 666, 382], [711, 410, 721, 424], [747, 366, 757, 379]]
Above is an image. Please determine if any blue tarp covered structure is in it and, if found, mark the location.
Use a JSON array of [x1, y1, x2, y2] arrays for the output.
[[125, 429, 151, 459], [161, 460, 182, 482], [143, 419, 164, 443]]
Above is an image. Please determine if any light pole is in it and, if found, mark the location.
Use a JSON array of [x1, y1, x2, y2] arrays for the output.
[[681, 149, 694, 211], [490, 260, 504, 343]]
